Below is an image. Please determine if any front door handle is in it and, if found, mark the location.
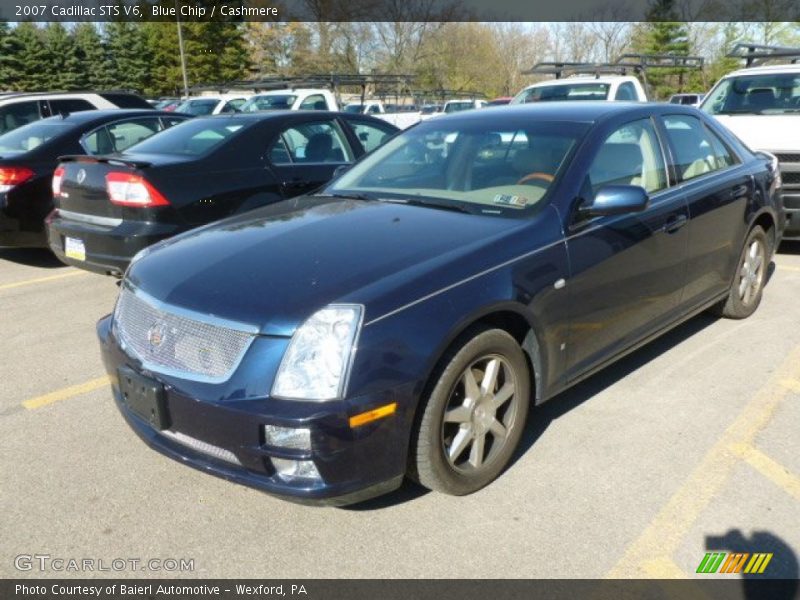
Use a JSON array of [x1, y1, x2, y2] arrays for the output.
[[729, 184, 749, 199], [662, 214, 688, 234]]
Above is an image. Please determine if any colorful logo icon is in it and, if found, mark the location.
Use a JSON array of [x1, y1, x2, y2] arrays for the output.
[[696, 552, 773, 574]]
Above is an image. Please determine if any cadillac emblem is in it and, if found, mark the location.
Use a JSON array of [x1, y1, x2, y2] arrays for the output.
[[147, 322, 167, 350]]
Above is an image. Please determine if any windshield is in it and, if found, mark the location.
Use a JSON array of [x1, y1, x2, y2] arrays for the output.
[[344, 104, 364, 114], [0, 119, 72, 154], [123, 117, 248, 156], [240, 94, 297, 112], [175, 99, 219, 116], [326, 119, 586, 217], [701, 73, 800, 115], [513, 83, 611, 103]]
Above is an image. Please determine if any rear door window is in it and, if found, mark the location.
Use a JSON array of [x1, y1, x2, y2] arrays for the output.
[[299, 95, 328, 111], [0, 101, 42, 134], [662, 115, 737, 182], [48, 98, 95, 114]]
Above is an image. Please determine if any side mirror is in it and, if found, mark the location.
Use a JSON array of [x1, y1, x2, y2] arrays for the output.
[[578, 184, 649, 218], [333, 164, 351, 178]]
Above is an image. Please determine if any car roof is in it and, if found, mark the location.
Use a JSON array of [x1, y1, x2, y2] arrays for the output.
[[723, 63, 800, 77], [38, 109, 186, 125], [431, 101, 655, 124]]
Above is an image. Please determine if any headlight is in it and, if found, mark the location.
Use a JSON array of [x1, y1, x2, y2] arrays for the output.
[[272, 305, 363, 401]]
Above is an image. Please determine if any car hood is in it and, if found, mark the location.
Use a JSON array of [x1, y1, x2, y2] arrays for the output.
[[711, 114, 800, 152], [127, 197, 532, 336]]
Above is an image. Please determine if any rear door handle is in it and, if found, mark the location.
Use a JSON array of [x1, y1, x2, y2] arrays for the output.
[[662, 214, 688, 234]]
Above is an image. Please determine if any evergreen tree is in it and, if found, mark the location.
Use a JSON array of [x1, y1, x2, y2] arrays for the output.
[[43, 23, 81, 90], [634, 0, 691, 99], [183, 21, 249, 87], [10, 23, 51, 91], [142, 22, 182, 96], [74, 23, 114, 90], [104, 22, 151, 93], [0, 21, 23, 90]]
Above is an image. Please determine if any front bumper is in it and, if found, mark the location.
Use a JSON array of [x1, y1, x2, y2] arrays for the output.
[[97, 316, 414, 506], [781, 188, 800, 241], [46, 210, 180, 276]]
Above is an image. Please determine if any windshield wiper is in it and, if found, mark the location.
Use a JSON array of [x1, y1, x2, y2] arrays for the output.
[[381, 197, 473, 214], [315, 192, 374, 201]]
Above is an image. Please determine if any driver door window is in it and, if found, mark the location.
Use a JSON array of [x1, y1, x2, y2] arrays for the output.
[[588, 119, 667, 195]]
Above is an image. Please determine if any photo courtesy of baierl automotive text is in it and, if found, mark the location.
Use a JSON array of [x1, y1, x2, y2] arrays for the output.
[[1, 2, 799, 598]]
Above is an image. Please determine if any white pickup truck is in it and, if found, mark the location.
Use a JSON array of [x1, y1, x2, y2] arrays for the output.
[[511, 75, 648, 103], [239, 89, 339, 112], [343, 100, 425, 130], [700, 62, 800, 241]]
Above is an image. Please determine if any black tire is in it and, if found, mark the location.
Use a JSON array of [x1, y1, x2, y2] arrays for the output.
[[410, 327, 531, 495], [712, 226, 769, 319]]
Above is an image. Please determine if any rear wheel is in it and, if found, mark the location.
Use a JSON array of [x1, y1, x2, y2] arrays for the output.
[[410, 327, 530, 495], [714, 226, 768, 319]]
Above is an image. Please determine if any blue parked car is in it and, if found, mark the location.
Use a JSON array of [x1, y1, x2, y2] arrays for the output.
[[98, 103, 783, 505]]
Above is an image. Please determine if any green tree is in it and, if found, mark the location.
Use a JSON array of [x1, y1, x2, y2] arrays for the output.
[[633, 0, 692, 99], [104, 21, 151, 93], [0, 21, 23, 90], [9, 22, 50, 91], [183, 21, 249, 87], [142, 22, 181, 96], [74, 23, 114, 90], [43, 23, 81, 90]]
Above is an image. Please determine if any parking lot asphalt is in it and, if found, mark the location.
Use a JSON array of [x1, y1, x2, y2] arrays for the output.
[[1, 244, 799, 581]]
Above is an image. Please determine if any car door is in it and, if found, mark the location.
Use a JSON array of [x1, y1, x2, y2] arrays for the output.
[[658, 114, 753, 308], [565, 117, 690, 379], [267, 118, 355, 198]]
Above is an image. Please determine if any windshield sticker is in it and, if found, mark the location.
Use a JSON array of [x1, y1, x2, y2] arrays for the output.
[[493, 194, 528, 207]]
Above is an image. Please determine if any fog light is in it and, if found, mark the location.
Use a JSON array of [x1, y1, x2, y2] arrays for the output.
[[271, 458, 321, 482], [264, 425, 311, 450]]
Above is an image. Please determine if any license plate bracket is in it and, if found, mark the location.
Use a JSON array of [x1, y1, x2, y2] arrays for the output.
[[118, 366, 170, 430]]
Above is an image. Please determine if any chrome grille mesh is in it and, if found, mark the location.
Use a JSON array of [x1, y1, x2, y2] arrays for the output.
[[114, 286, 255, 382]]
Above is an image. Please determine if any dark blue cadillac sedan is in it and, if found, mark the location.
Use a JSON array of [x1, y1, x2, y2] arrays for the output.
[[98, 103, 783, 505]]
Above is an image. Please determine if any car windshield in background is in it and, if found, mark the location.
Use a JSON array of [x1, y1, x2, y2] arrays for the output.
[[175, 99, 219, 116], [515, 83, 611, 103], [444, 103, 474, 113], [702, 73, 800, 115], [123, 118, 246, 156], [344, 104, 364, 113], [327, 119, 586, 217], [240, 95, 297, 112], [0, 119, 72, 154]]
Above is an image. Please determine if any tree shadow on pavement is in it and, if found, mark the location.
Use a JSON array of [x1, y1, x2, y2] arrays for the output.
[[0, 248, 65, 269]]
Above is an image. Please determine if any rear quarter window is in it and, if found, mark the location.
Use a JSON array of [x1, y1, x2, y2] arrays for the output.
[[123, 118, 248, 156]]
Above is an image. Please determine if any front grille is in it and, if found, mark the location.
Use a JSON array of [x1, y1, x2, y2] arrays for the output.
[[113, 285, 255, 382], [774, 153, 800, 164], [160, 430, 242, 465], [781, 171, 800, 186]]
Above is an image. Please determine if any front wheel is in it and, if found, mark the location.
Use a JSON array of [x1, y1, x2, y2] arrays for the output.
[[713, 226, 769, 319], [410, 327, 531, 495]]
